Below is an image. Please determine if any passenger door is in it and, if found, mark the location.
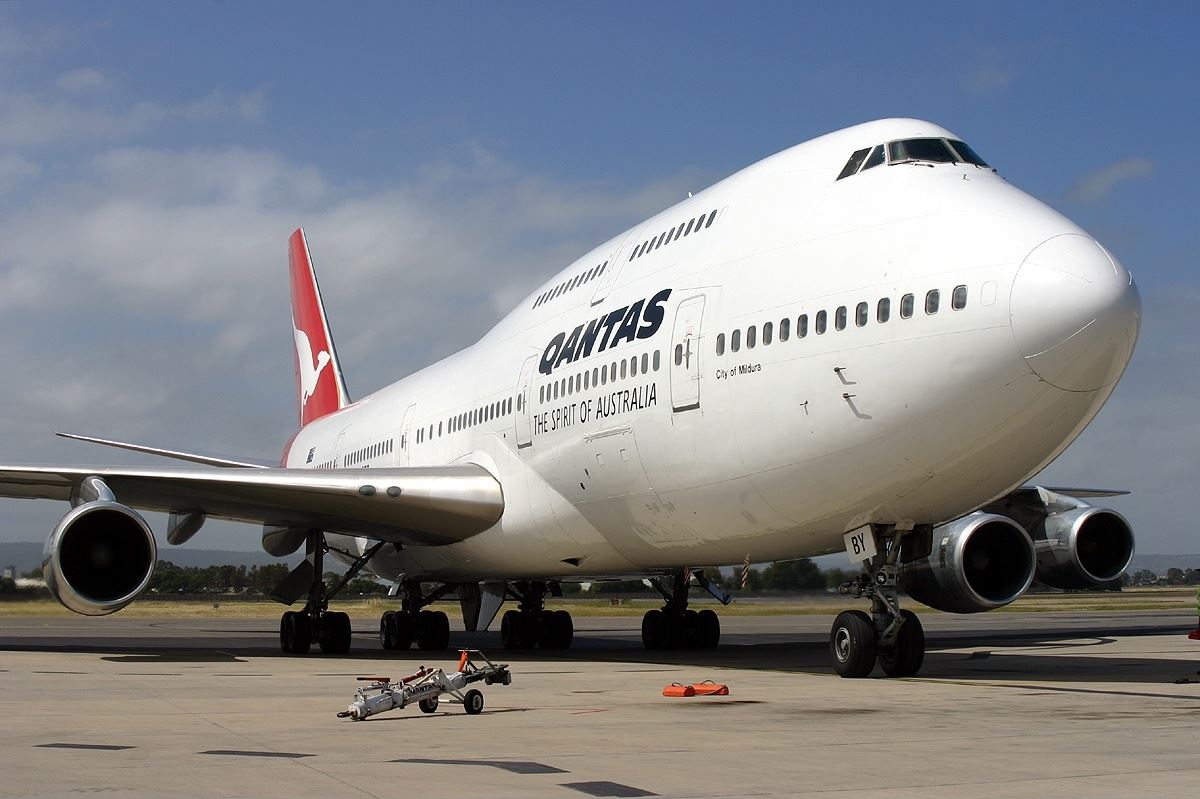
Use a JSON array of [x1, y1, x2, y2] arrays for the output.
[[515, 355, 538, 449], [670, 294, 706, 413], [398, 403, 416, 465]]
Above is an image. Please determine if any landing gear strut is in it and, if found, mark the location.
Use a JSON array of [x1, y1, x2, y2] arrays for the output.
[[831, 526, 925, 678], [641, 569, 721, 650], [499, 581, 574, 650], [278, 531, 384, 655], [379, 580, 454, 652]]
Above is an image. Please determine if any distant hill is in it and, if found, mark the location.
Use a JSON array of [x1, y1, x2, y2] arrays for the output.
[[0, 542, 301, 576]]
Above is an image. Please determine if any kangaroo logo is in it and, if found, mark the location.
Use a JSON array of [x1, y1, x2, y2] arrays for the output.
[[294, 323, 331, 408]]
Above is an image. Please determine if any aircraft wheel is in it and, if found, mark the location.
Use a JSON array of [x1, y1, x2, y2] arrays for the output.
[[320, 611, 352, 655], [553, 609, 574, 649], [538, 609, 573, 649], [500, 610, 521, 649], [695, 609, 721, 649], [641, 609, 665, 650], [388, 610, 414, 650], [281, 611, 312, 655], [878, 609, 925, 677], [830, 610, 876, 678], [416, 610, 450, 651], [379, 611, 396, 650], [418, 697, 439, 714], [463, 689, 484, 715]]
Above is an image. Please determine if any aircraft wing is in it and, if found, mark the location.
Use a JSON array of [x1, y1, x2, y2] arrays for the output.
[[55, 431, 275, 469], [0, 464, 503, 546]]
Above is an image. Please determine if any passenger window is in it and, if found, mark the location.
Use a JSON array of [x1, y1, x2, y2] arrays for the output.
[[856, 302, 868, 327], [675, 343, 683, 365], [601, 365, 607, 385], [539, 386, 544, 403], [705, 209, 717, 227], [952, 285, 967, 310], [861, 145, 885, 171], [780, 317, 790, 341], [696, 212, 707, 229], [630, 356, 638, 377], [592, 367, 598, 386], [684, 218, 696, 236], [763, 321, 773, 345], [732, 329, 741, 352], [553, 382, 559, 400], [815, 310, 827, 335], [835, 306, 847, 331], [567, 378, 573, 396], [837, 147, 870, 180], [926, 289, 940, 315], [747, 325, 757, 349], [716, 333, 725, 356], [798, 314, 808, 338], [583, 370, 589, 390], [641, 353, 648, 373], [653, 350, 661, 371], [900, 293, 914, 319], [620, 359, 627, 380], [877, 298, 891, 323], [655, 233, 666, 250], [665, 226, 675, 242], [673, 226, 684, 242]]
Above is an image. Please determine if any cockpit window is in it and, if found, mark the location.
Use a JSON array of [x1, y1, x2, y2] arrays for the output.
[[947, 139, 989, 167], [860, 144, 885, 171], [888, 138, 958, 164], [837, 147, 871, 180]]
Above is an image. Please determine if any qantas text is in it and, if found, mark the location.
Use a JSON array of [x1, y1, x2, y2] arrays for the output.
[[539, 288, 672, 375]]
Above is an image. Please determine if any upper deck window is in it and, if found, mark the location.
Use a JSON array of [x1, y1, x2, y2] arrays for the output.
[[888, 138, 958, 164]]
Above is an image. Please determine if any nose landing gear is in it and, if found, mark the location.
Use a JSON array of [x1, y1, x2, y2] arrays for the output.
[[831, 527, 926, 678]]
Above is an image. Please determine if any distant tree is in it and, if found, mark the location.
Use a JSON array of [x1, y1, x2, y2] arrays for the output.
[[22, 565, 42, 579], [824, 567, 856, 590], [760, 559, 824, 591], [0, 575, 15, 594], [345, 577, 388, 595], [1166, 568, 1185, 585]]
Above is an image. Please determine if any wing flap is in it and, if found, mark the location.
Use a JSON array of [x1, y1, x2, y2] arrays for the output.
[[0, 464, 503, 546]]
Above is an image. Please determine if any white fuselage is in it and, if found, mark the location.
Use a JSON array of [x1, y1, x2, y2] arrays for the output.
[[284, 119, 1140, 582]]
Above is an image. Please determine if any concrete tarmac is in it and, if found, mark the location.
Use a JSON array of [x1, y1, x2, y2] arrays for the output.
[[2, 609, 1199, 798]]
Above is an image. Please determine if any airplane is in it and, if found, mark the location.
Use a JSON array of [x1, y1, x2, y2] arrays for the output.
[[1, 118, 1141, 678]]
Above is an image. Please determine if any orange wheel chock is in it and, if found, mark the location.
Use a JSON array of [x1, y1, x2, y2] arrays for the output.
[[662, 683, 697, 697]]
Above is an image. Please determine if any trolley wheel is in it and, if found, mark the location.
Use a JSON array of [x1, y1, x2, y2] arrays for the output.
[[463, 689, 484, 715], [418, 697, 439, 714]]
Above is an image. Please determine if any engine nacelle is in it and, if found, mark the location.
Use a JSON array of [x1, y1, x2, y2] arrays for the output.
[[899, 513, 1036, 613], [1033, 506, 1134, 590], [43, 501, 157, 616]]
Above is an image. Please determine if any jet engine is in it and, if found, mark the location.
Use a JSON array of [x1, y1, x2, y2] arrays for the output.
[[43, 501, 157, 616], [899, 513, 1036, 613], [1032, 506, 1134, 590]]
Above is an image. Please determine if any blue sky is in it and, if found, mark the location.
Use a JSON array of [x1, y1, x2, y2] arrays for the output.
[[0, 2, 1196, 554]]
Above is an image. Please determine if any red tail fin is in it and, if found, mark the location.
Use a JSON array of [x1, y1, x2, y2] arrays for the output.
[[288, 228, 350, 427]]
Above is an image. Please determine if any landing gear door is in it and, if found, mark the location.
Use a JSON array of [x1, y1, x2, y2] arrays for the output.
[[670, 294, 706, 413], [515, 354, 538, 449], [398, 403, 416, 465]]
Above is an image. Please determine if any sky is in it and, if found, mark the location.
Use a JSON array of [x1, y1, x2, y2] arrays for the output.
[[0, 2, 1196, 557]]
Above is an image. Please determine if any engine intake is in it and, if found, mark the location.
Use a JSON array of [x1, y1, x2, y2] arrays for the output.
[[43, 501, 157, 616], [1034, 507, 1134, 589], [899, 513, 1035, 613]]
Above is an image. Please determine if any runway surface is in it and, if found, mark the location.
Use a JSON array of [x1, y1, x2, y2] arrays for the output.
[[2, 609, 1199, 798]]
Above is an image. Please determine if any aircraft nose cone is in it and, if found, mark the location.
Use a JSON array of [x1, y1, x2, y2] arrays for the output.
[[1010, 233, 1141, 392]]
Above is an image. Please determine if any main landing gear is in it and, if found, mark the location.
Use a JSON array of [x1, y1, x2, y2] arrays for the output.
[[641, 570, 722, 650], [831, 527, 925, 678], [379, 580, 454, 652], [278, 533, 387, 656], [499, 580, 574, 650]]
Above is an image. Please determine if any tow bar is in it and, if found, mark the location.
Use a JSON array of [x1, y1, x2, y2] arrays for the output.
[[337, 649, 512, 720]]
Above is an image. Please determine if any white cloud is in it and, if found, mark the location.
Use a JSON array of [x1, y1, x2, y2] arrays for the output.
[[1068, 157, 1155, 204], [0, 152, 39, 190], [55, 67, 110, 93]]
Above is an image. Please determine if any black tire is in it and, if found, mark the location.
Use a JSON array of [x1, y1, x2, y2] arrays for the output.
[[695, 609, 721, 649], [389, 610, 415, 650], [878, 609, 925, 677], [641, 609, 665, 650], [553, 610, 573, 649], [463, 689, 484, 715], [416, 610, 450, 651], [320, 611, 352, 655], [830, 610, 876, 678], [379, 611, 396, 650], [418, 697, 438, 714], [500, 610, 521, 650], [280, 611, 294, 654]]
